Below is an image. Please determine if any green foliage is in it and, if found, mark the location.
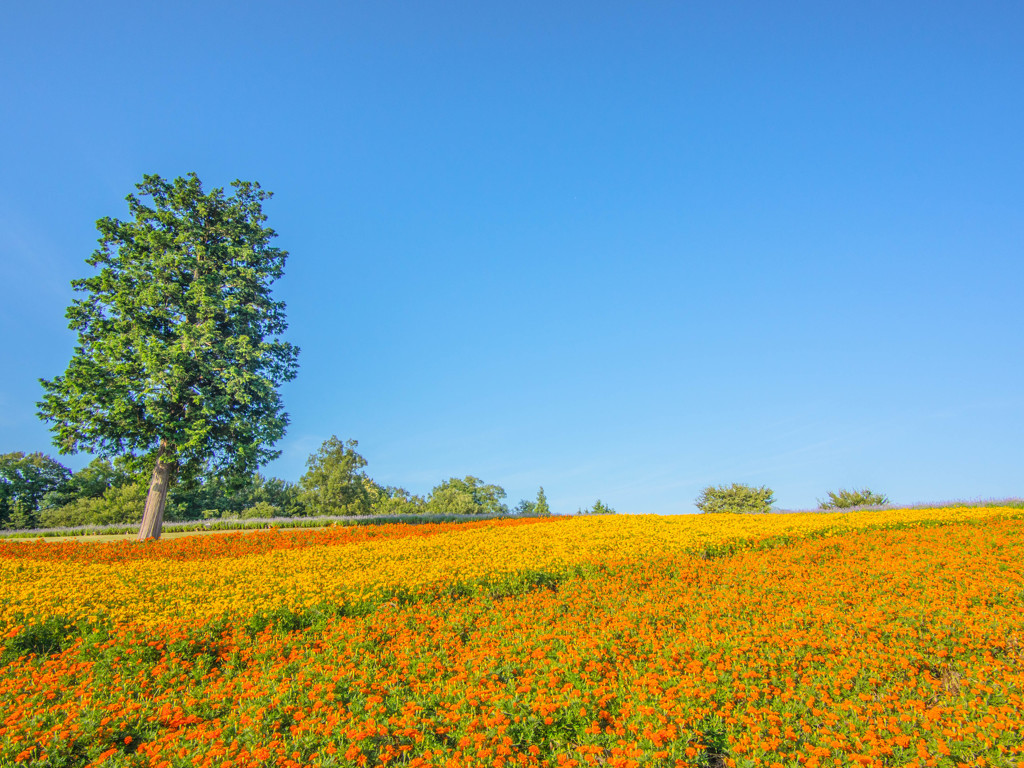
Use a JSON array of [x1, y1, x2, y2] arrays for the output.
[[169, 470, 303, 520], [578, 499, 616, 515], [513, 499, 536, 515], [34, 461, 304, 529], [515, 487, 552, 517], [695, 483, 775, 514], [299, 437, 373, 516], [37, 172, 299, 517], [0, 452, 72, 528], [1, 615, 76, 663], [38, 480, 148, 528], [427, 476, 508, 515], [249, 476, 304, 517], [8, 431, 544, 530], [535, 486, 551, 516], [818, 488, 890, 509], [363, 482, 427, 516], [6, 500, 39, 531], [39, 457, 132, 511], [239, 501, 281, 519]]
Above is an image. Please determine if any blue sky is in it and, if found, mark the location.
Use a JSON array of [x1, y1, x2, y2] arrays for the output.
[[2, 1, 1021, 514]]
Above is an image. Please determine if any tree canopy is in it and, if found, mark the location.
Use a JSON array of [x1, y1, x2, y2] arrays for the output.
[[37, 173, 299, 539], [695, 483, 775, 514], [427, 476, 508, 516], [0, 452, 72, 529], [534, 487, 551, 516], [299, 437, 373, 516], [578, 499, 616, 515], [515, 487, 552, 517], [818, 488, 890, 509]]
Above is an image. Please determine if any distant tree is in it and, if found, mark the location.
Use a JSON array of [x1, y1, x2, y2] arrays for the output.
[[6, 500, 39, 531], [0, 452, 72, 529], [534, 486, 551, 517], [166, 469, 303, 520], [364, 481, 427, 516], [428, 476, 508, 515], [695, 483, 775, 514], [254, 476, 305, 517], [579, 499, 616, 515], [69, 458, 131, 499], [513, 498, 536, 516], [39, 480, 148, 529], [39, 456, 135, 511], [299, 437, 373, 516], [37, 173, 299, 540], [818, 488, 889, 510], [239, 501, 280, 519], [195, 473, 303, 519], [35, 459, 306, 529]]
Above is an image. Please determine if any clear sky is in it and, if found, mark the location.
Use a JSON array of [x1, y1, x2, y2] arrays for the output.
[[1, 1, 1021, 514]]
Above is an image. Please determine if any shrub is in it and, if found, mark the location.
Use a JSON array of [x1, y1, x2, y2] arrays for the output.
[[240, 502, 281, 519], [427, 476, 508, 516], [579, 500, 616, 515], [695, 483, 774, 514], [38, 480, 147, 528], [514, 499, 536, 515], [818, 488, 889, 509]]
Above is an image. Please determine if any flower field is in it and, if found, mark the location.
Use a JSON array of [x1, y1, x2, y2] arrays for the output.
[[1, 508, 1022, 767]]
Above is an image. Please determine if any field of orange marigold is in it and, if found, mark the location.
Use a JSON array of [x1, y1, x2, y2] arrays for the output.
[[1, 507, 1022, 767]]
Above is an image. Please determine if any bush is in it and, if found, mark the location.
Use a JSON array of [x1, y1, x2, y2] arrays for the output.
[[427, 476, 508, 516], [818, 488, 889, 509], [579, 500, 616, 515], [695, 483, 774, 514], [38, 480, 147, 528], [365, 483, 427, 516], [240, 502, 282, 519]]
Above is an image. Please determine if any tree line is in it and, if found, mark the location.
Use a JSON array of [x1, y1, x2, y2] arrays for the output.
[[0, 438, 551, 531]]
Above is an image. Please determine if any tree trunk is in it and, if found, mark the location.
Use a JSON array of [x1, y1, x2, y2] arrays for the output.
[[138, 443, 173, 541]]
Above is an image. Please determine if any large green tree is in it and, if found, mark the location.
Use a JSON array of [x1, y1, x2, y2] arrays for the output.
[[38, 173, 299, 540]]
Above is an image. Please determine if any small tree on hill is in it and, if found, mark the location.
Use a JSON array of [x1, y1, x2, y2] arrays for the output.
[[299, 437, 372, 516], [534, 487, 551, 517], [579, 499, 616, 515], [695, 483, 774, 514], [818, 488, 889, 509], [38, 173, 299, 540], [428, 476, 508, 515], [515, 486, 553, 516], [514, 498, 536, 516]]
